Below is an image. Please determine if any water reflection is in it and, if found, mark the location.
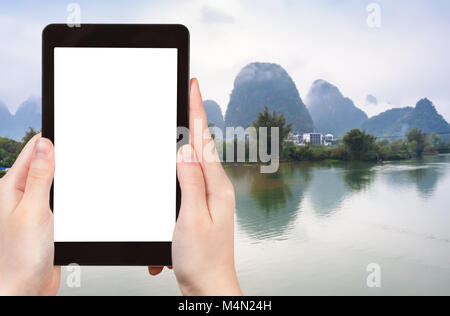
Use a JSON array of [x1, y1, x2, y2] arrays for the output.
[[307, 167, 347, 217], [302, 163, 375, 217], [382, 155, 447, 198], [342, 163, 375, 192], [226, 155, 449, 241], [250, 172, 293, 213], [226, 164, 311, 240]]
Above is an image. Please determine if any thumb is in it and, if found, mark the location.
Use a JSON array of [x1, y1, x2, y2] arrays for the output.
[[22, 138, 55, 208], [176, 145, 209, 221]]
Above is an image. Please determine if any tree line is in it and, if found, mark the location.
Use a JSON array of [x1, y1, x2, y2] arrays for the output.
[[220, 107, 450, 163]]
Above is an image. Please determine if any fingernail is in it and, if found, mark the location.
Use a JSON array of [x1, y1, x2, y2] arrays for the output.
[[182, 145, 191, 162], [35, 139, 52, 158], [182, 145, 197, 163]]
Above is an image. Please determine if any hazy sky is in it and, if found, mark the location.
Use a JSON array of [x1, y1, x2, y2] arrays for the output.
[[1, 0, 449, 119]]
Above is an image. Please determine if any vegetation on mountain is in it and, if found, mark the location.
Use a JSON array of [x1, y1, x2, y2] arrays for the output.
[[362, 99, 450, 139], [225, 62, 314, 133]]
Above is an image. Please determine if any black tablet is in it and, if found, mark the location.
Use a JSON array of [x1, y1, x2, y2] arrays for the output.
[[42, 24, 189, 266]]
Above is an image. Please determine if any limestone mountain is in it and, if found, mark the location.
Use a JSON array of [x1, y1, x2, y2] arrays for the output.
[[0, 101, 13, 138], [362, 98, 450, 138], [0, 98, 41, 140], [225, 63, 314, 133], [204, 100, 225, 132], [306, 79, 368, 138]]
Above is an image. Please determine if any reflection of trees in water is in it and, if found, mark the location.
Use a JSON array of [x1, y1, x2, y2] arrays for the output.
[[407, 167, 441, 197], [306, 163, 376, 217], [226, 155, 449, 240], [249, 164, 311, 213], [227, 164, 311, 240], [343, 163, 375, 192], [228, 161, 378, 238], [250, 172, 293, 213]]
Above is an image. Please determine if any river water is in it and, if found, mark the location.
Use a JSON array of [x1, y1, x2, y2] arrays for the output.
[[59, 154, 450, 295]]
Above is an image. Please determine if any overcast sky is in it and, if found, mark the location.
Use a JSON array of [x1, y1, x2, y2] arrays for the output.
[[1, 0, 449, 120]]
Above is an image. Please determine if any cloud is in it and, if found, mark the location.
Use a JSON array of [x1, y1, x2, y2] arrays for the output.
[[0, 15, 42, 113], [200, 6, 235, 24], [1, 0, 450, 122]]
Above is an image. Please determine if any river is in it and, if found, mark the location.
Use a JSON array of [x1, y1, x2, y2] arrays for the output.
[[58, 154, 450, 295]]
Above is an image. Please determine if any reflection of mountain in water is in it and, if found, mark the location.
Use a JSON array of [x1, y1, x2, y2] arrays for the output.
[[226, 164, 311, 240], [307, 167, 348, 217], [383, 157, 447, 198], [226, 155, 449, 241], [408, 167, 442, 197], [308, 163, 376, 217]]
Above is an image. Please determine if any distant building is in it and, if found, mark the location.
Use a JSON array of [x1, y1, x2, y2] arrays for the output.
[[287, 133, 303, 145], [303, 133, 322, 145], [322, 134, 334, 146], [285, 133, 304, 145], [324, 134, 334, 142]]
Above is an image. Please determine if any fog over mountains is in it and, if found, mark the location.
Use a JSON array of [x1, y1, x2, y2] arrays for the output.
[[0, 97, 41, 140], [225, 63, 315, 133], [203, 62, 449, 141], [1, 62, 449, 143], [306, 80, 368, 138]]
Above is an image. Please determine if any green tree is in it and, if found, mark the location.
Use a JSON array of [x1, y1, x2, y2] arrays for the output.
[[0, 136, 21, 171], [21, 127, 39, 149], [343, 129, 376, 160], [407, 128, 430, 156], [431, 133, 442, 148], [252, 106, 293, 156]]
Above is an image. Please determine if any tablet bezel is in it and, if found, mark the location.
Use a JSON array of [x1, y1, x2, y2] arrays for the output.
[[42, 24, 189, 266]]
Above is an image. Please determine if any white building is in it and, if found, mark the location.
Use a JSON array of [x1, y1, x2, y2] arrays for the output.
[[285, 133, 304, 145], [303, 133, 322, 145], [293, 134, 303, 144], [324, 133, 334, 142]]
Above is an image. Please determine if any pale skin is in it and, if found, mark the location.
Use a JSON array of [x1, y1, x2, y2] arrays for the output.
[[0, 79, 242, 296], [149, 79, 243, 296], [0, 135, 60, 296]]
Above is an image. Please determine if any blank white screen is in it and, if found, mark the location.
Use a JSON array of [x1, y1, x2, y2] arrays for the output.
[[54, 48, 177, 242]]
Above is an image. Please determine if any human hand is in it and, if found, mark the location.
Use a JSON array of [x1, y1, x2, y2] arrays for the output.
[[0, 135, 60, 296], [148, 79, 243, 296]]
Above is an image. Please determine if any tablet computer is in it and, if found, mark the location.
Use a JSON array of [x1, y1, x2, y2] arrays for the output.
[[42, 24, 189, 266]]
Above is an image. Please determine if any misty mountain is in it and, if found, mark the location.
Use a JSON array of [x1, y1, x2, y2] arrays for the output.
[[366, 94, 378, 105], [0, 98, 41, 140], [0, 101, 12, 129], [306, 80, 368, 138], [361, 98, 450, 138], [204, 100, 225, 132], [225, 62, 315, 133]]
